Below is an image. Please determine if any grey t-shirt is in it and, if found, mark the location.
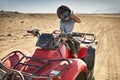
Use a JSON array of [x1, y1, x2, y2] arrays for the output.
[[60, 19, 75, 33]]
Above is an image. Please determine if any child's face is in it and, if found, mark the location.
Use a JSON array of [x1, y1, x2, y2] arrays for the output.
[[60, 11, 70, 21]]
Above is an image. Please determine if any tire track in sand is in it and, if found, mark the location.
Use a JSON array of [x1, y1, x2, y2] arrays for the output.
[[94, 19, 120, 80]]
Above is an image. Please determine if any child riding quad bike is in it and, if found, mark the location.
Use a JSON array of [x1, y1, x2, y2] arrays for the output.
[[0, 29, 98, 80]]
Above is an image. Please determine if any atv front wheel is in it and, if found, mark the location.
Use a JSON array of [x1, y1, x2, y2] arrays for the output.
[[3, 69, 24, 80], [75, 72, 87, 80]]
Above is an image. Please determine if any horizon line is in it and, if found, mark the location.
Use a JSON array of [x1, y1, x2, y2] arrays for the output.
[[1, 10, 120, 14]]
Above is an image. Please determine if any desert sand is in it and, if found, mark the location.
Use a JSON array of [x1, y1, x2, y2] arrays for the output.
[[0, 11, 120, 80]]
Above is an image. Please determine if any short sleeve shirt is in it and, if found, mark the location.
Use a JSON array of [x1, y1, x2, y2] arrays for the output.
[[60, 19, 75, 33]]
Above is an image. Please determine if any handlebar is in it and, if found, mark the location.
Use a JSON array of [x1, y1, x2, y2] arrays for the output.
[[53, 31, 96, 44], [27, 29, 40, 37], [27, 29, 96, 44]]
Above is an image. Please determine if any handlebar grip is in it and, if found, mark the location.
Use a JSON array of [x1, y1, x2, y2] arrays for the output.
[[27, 29, 40, 37], [27, 30, 33, 33]]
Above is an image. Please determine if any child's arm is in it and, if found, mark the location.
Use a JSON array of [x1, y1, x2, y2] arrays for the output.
[[70, 11, 81, 23]]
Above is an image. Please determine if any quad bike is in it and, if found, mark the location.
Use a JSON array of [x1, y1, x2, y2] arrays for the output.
[[0, 29, 98, 80]]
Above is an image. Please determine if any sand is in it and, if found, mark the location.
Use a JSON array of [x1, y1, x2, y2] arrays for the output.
[[0, 11, 120, 80]]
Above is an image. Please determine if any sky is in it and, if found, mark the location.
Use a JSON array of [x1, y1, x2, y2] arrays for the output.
[[0, 0, 120, 13]]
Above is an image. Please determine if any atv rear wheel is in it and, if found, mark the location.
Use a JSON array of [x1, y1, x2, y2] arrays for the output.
[[86, 46, 95, 70], [77, 46, 95, 80], [86, 46, 95, 80]]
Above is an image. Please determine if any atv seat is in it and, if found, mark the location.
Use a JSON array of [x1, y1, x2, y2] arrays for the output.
[[32, 48, 63, 60]]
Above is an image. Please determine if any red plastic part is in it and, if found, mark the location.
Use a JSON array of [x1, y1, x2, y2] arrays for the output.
[[2, 54, 87, 80], [1, 43, 88, 80], [59, 43, 88, 59]]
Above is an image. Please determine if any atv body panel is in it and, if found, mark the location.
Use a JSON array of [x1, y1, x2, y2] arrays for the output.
[[1, 45, 87, 80], [0, 31, 97, 80]]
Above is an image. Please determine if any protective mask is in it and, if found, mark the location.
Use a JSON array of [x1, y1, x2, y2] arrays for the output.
[[62, 10, 70, 21]]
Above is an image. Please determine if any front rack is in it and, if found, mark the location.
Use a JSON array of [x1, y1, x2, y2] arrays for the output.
[[1, 51, 70, 80]]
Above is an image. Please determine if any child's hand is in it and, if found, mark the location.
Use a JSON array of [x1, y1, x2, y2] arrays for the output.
[[62, 38, 67, 42], [70, 11, 81, 23], [70, 11, 74, 19]]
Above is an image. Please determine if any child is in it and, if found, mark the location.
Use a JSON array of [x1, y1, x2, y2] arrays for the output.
[[57, 5, 81, 58]]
